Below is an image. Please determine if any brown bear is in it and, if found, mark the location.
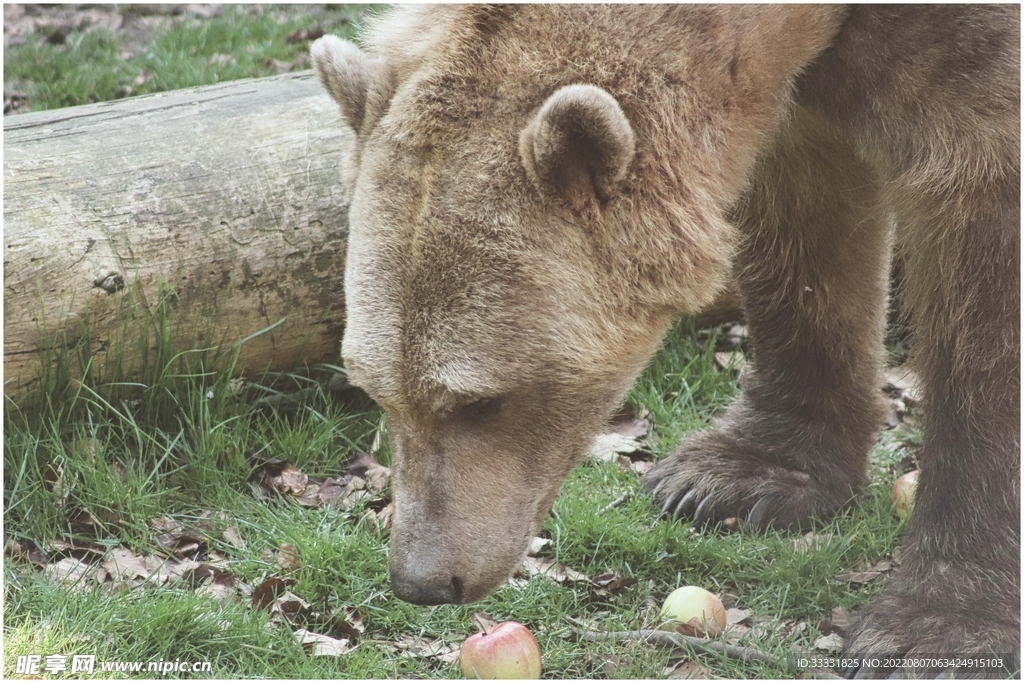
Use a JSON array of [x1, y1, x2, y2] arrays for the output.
[[311, 5, 1019, 675]]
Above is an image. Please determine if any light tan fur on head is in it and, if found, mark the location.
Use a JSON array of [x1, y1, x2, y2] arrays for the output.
[[311, 5, 845, 604]]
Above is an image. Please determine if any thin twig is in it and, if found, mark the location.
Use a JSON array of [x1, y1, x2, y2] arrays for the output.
[[599, 491, 632, 514], [577, 629, 841, 678], [579, 628, 780, 666]]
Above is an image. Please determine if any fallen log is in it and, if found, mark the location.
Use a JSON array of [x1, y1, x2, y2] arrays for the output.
[[4, 71, 355, 401]]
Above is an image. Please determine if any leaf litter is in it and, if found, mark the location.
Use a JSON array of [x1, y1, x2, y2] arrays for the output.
[[253, 583, 366, 658], [247, 450, 391, 516], [511, 536, 637, 599], [589, 404, 657, 475], [17, 392, 490, 668], [16, 382, 891, 673]]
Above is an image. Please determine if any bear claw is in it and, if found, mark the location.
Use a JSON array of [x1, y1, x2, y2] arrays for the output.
[[645, 451, 848, 533]]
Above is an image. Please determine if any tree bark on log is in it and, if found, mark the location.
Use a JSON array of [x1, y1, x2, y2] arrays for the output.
[[4, 71, 355, 401], [4, 71, 742, 402]]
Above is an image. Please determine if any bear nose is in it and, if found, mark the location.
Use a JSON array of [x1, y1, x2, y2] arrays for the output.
[[391, 570, 465, 605]]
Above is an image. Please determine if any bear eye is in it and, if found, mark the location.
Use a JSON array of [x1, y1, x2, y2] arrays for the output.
[[461, 397, 502, 419]]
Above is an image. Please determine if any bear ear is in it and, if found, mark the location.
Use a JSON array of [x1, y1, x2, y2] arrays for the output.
[[311, 34, 394, 135], [519, 84, 636, 215]]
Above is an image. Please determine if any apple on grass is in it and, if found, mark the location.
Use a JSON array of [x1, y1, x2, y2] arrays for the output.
[[892, 469, 919, 520], [459, 617, 542, 679], [659, 585, 727, 637]]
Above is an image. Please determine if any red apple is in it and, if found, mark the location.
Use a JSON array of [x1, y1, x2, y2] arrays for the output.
[[659, 586, 727, 637], [892, 469, 919, 520], [459, 621, 542, 679]]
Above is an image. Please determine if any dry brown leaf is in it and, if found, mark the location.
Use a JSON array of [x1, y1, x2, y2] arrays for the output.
[[44, 557, 94, 585], [292, 482, 325, 507], [590, 569, 638, 597], [317, 477, 348, 505], [595, 653, 626, 678], [788, 621, 811, 640], [714, 350, 747, 373], [274, 590, 312, 621], [222, 527, 245, 549], [46, 538, 106, 562], [813, 632, 845, 654], [150, 516, 183, 533], [868, 559, 892, 573], [472, 612, 499, 634], [103, 548, 154, 582], [333, 608, 366, 639], [319, 608, 367, 641], [178, 563, 233, 588], [629, 459, 655, 476], [251, 576, 294, 610], [591, 405, 655, 471], [527, 536, 552, 556], [248, 451, 390, 510], [346, 452, 391, 492], [723, 607, 754, 642], [187, 565, 236, 602], [883, 366, 921, 404], [516, 556, 589, 584], [665, 659, 713, 679], [278, 544, 301, 571], [726, 607, 753, 626], [590, 433, 641, 463], [159, 558, 205, 585], [363, 501, 394, 532], [393, 634, 461, 664], [363, 463, 391, 492], [196, 578, 237, 602], [5, 539, 47, 566], [294, 629, 352, 657], [156, 531, 206, 559], [333, 479, 373, 511], [269, 463, 309, 496], [5, 539, 25, 561], [100, 552, 179, 587]]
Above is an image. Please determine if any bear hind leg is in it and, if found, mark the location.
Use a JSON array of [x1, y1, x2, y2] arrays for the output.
[[843, 173, 1021, 677]]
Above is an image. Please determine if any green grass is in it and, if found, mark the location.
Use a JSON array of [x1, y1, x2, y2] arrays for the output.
[[4, 9, 913, 679], [4, 307, 914, 678], [4, 5, 380, 113]]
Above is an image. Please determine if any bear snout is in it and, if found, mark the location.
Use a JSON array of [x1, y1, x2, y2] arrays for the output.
[[390, 564, 464, 605]]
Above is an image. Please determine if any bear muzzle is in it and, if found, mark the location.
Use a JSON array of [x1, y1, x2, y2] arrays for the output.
[[389, 547, 519, 605], [390, 566, 465, 605]]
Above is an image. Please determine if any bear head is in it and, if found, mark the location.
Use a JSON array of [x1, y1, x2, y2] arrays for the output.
[[311, 6, 743, 604]]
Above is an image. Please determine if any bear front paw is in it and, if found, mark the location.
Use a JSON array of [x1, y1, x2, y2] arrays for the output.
[[643, 429, 863, 532]]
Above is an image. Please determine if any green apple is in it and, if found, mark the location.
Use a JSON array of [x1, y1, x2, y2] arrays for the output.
[[659, 585, 726, 637]]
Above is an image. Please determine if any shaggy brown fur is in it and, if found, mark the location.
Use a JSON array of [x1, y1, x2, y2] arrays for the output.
[[312, 5, 1019, 674]]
